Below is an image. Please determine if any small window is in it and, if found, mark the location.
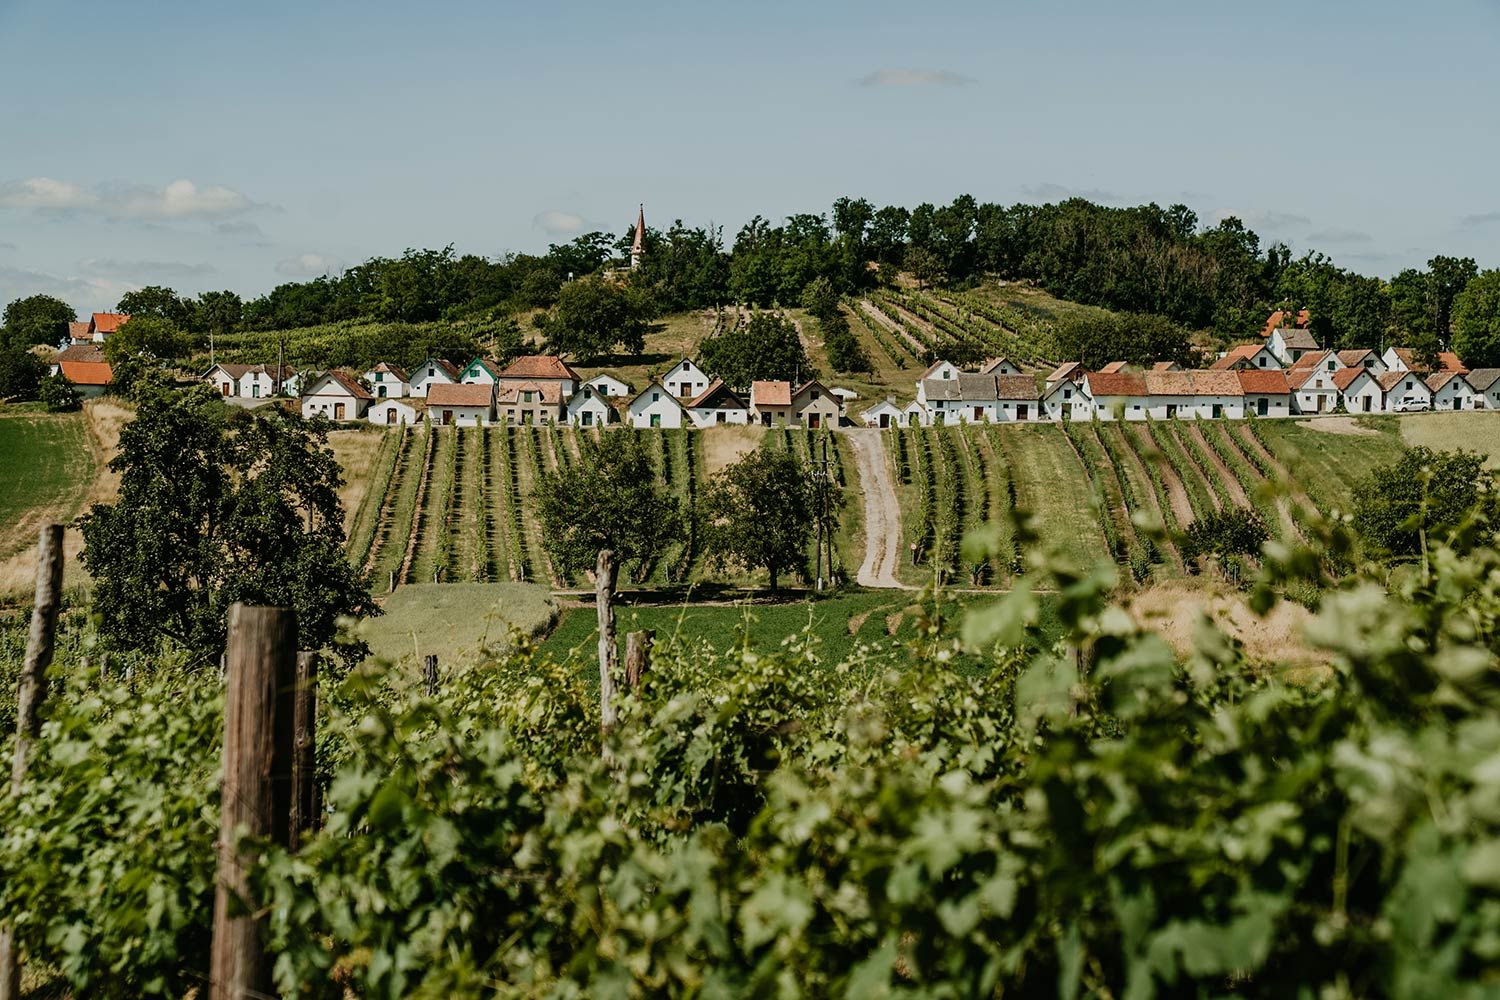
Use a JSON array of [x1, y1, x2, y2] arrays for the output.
[[1064, 389, 1072, 400], [427, 367, 434, 377], [652, 391, 660, 402]]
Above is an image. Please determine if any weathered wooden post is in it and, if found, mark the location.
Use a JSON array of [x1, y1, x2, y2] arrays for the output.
[[0, 525, 64, 1000], [624, 630, 654, 690], [423, 654, 438, 697], [289, 650, 319, 851], [596, 549, 619, 731], [209, 604, 297, 1000], [389, 569, 396, 593]]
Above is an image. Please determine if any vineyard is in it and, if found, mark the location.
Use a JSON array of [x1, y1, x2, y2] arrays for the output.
[[345, 425, 865, 591], [879, 415, 1411, 586]]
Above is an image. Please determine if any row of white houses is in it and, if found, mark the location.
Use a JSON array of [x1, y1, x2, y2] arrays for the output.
[[217, 354, 854, 430], [861, 351, 1500, 428]]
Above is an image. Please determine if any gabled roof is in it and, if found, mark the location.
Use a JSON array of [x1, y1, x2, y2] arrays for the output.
[[628, 379, 687, 411], [1046, 361, 1084, 383], [57, 344, 105, 363], [499, 355, 580, 381], [1377, 370, 1426, 393], [67, 321, 90, 342], [791, 379, 835, 406], [1086, 371, 1147, 396], [1332, 368, 1370, 391], [631, 204, 645, 255], [1210, 344, 1272, 370], [664, 357, 705, 377], [206, 362, 257, 379], [1262, 308, 1311, 337], [89, 312, 129, 334], [1291, 350, 1332, 370], [1336, 349, 1375, 367], [917, 359, 954, 380], [462, 357, 501, 379], [1273, 327, 1320, 350], [977, 357, 1014, 375], [921, 378, 962, 401], [1099, 361, 1130, 374], [1151, 361, 1180, 372], [59, 358, 113, 386], [1286, 366, 1328, 390], [955, 373, 1001, 401], [993, 374, 1039, 400], [1236, 370, 1291, 394], [686, 378, 746, 410], [1424, 371, 1466, 392], [369, 361, 410, 381], [412, 357, 461, 380], [750, 380, 793, 407], [1384, 347, 1464, 373], [302, 370, 372, 399], [498, 382, 563, 405], [1439, 351, 1468, 373], [1464, 369, 1500, 392], [427, 382, 495, 407]]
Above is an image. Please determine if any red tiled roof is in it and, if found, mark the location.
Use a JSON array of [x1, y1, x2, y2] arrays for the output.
[[1099, 361, 1129, 374], [1261, 309, 1310, 337], [67, 321, 90, 342], [57, 344, 105, 363], [751, 380, 793, 407], [1286, 367, 1326, 390], [1046, 361, 1083, 383], [1086, 372, 1147, 396], [90, 312, 129, 334], [1291, 350, 1331, 370], [306, 370, 373, 400], [499, 355, 579, 381], [370, 361, 409, 381], [1236, 370, 1291, 394], [1332, 368, 1368, 391], [1190, 371, 1247, 395], [1151, 361, 1180, 372], [428, 382, 495, 407], [1424, 371, 1461, 392], [1378, 370, 1426, 393], [993, 374, 1040, 400], [1336, 349, 1374, 367], [59, 360, 113, 386], [1210, 344, 1269, 370], [497, 381, 562, 405], [1438, 351, 1467, 374]]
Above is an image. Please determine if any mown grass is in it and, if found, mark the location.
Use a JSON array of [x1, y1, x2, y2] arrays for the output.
[[535, 589, 1064, 678], [1398, 412, 1500, 469], [361, 582, 558, 671], [991, 423, 1108, 570], [1254, 419, 1406, 516], [0, 411, 94, 561]]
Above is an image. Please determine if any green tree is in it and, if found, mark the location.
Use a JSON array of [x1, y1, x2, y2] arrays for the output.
[[2, 294, 76, 348], [799, 276, 840, 320], [820, 310, 872, 376], [1426, 254, 1479, 343], [537, 275, 654, 359], [1451, 269, 1500, 369], [904, 245, 945, 289], [37, 372, 81, 412], [117, 285, 192, 326], [104, 316, 193, 364], [698, 312, 813, 389], [1353, 446, 1496, 559], [701, 449, 812, 590], [0, 344, 45, 399], [533, 431, 683, 579], [192, 290, 243, 334], [1180, 507, 1270, 563], [79, 376, 375, 661]]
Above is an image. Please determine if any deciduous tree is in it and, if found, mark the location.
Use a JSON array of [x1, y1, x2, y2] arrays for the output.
[[2, 294, 75, 348], [537, 275, 654, 359], [104, 316, 193, 363], [1451, 269, 1500, 370], [698, 312, 813, 389], [701, 449, 812, 590], [1354, 446, 1496, 559]]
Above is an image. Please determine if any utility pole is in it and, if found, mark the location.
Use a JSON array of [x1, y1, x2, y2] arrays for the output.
[[809, 433, 835, 592]]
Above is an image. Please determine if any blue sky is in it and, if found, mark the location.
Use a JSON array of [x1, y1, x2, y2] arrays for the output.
[[2, 0, 1499, 314]]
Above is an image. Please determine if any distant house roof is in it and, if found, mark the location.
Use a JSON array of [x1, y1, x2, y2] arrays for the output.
[[993, 374, 1039, 400], [57, 344, 106, 363], [462, 357, 502, 379], [67, 321, 90, 343], [1387, 348, 1465, 374], [370, 361, 409, 381], [1331, 368, 1369, 391], [495, 381, 561, 405], [977, 357, 1014, 375], [917, 359, 954, 380], [1377, 370, 1425, 393], [1274, 328, 1320, 350], [1439, 351, 1467, 373], [412, 358, 462, 380], [1291, 350, 1331, 370], [89, 312, 129, 334], [207, 362, 257, 380], [428, 382, 495, 407], [499, 355, 580, 381], [1336, 349, 1376, 367], [687, 379, 746, 410], [1424, 371, 1465, 392], [751, 380, 793, 407], [792, 379, 835, 406], [1236, 370, 1291, 394], [1099, 361, 1130, 374], [1210, 344, 1271, 370], [628, 379, 686, 411], [59, 357, 113, 386], [1465, 368, 1500, 392], [1262, 308, 1311, 337], [1086, 371, 1147, 396], [1046, 361, 1084, 383], [1151, 361, 1181, 372]]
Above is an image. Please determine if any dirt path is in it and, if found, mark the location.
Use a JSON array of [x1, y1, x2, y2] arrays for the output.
[[1128, 425, 1195, 527], [858, 299, 928, 357], [1186, 424, 1250, 508], [845, 428, 911, 589]]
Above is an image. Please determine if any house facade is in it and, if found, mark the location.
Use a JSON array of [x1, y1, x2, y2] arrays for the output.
[[582, 373, 631, 398], [1466, 370, 1500, 410], [1334, 369, 1383, 414], [364, 362, 409, 398], [861, 399, 905, 428], [750, 380, 795, 426], [368, 398, 418, 425], [1236, 370, 1292, 418], [791, 379, 841, 428], [408, 358, 461, 397], [1268, 327, 1320, 366], [1426, 372, 1477, 411], [662, 358, 711, 400], [566, 383, 620, 428], [460, 358, 501, 385], [300, 372, 372, 421], [687, 380, 750, 427], [1378, 371, 1432, 412], [497, 355, 580, 401], [426, 382, 495, 426], [496, 382, 563, 424], [1289, 367, 1339, 415], [627, 381, 687, 428]]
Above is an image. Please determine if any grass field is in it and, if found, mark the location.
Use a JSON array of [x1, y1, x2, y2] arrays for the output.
[[0, 410, 95, 559], [536, 589, 1064, 678], [1398, 411, 1500, 469], [360, 581, 557, 671], [1251, 418, 1406, 515]]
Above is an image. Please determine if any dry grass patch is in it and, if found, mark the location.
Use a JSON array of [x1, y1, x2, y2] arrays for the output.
[[702, 425, 764, 476], [1298, 416, 1379, 437], [1398, 411, 1500, 468], [1126, 582, 1328, 678], [328, 427, 390, 531]]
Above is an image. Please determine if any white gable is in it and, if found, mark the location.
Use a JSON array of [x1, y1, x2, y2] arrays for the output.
[[662, 359, 709, 399]]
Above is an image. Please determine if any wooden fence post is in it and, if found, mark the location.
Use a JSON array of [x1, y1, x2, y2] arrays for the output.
[[624, 630, 654, 690], [596, 549, 618, 731], [423, 654, 438, 697], [289, 651, 319, 852], [210, 604, 297, 1000], [0, 525, 64, 1000]]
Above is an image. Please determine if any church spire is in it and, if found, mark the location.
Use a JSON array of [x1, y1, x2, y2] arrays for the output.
[[630, 203, 645, 269]]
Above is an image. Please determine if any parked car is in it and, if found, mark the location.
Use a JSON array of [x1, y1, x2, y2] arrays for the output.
[[1392, 396, 1431, 413]]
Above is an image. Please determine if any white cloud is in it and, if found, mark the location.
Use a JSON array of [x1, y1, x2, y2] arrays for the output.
[[1211, 208, 1312, 232], [275, 253, 345, 277], [78, 258, 217, 281], [1459, 210, 1500, 229], [0, 176, 263, 220], [0, 264, 137, 315], [858, 68, 974, 87], [533, 210, 587, 236]]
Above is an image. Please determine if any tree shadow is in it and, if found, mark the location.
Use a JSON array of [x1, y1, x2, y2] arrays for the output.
[[581, 351, 672, 368]]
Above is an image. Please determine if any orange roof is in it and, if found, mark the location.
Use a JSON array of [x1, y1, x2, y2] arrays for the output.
[[1086, 371, 1147, 396], [428, 382, 496, 407], [1046, 361, 1083, 383], [1236, 370, 1290, 394], [498, 355, 580, 381], [67, 321, 90, 342], [1377, 370, 1426, 393], [751, 380, 793, 407], [90, 312, 129, 334], [1438, 351, 1467, 374], [1385, 347, 1463, 373], [1210, 344, 1270, 370], [59, 360, 113, 386], [1291, 350, 1330, 370], [1332, 368, 1369, 391], [1286, 367, 1325, 390], [497, 381, 562, 405], [1261, 308, 1310, 337], [1099, 361, 1129, 374]]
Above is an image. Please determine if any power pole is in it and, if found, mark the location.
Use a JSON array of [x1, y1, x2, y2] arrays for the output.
[[809, 433, 835, 592]]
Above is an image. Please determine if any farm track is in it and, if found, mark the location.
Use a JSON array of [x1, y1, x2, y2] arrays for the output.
[[847, 429, 908, 588], [858, 299, 928, 358]]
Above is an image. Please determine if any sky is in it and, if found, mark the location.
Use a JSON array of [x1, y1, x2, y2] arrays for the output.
[[2, 0, 1499, 315]]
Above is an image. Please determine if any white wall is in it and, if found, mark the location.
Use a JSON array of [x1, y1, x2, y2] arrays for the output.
[[629, 393, 685, 428], [1430, 380, 1474, 411], [366, 372, 406, 398], [1343, 383, 1383, 414], [568, 396, 614, 427], [368, 401, 416, 425], [302, 393, 365, 420], [427, 404, 491, 427], [408, 364, 454, 397], [689, 406, 749, 428], [1242, 394, 1290, 418]]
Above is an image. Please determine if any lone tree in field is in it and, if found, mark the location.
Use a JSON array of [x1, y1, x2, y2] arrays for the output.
[[701, 449, 812, 591], [1354, 446, 1497, 559], [533, 431, 682, 580], [80, 374, 376, 663]]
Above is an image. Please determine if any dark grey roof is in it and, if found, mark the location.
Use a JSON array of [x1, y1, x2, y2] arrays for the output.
[[921, 378, 963, 401], [1464, 368, 1500, 391], [1275, 327, 1320, 350]]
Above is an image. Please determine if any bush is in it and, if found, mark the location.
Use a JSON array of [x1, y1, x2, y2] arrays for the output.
[[37, 372, 81, 411], [1180, 505, 1270, 563]]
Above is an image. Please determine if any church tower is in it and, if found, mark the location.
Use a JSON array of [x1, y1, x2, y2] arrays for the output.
[[630, 203, 645, 270]]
